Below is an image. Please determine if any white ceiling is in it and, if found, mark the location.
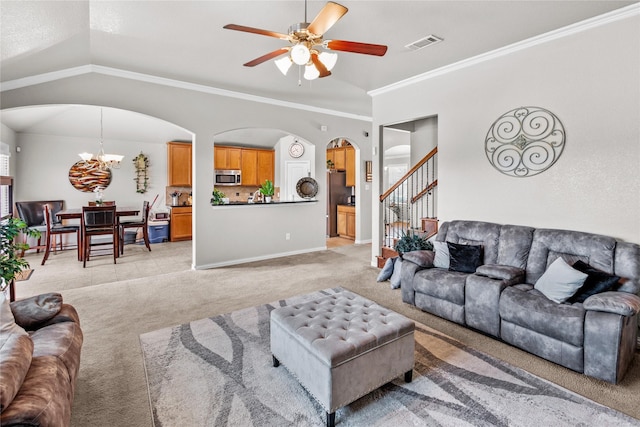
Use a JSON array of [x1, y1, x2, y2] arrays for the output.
[[1, 0, 636, 143]]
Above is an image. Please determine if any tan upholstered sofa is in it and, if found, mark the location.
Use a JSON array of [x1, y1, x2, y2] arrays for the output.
[[0, 292, 83, 427]]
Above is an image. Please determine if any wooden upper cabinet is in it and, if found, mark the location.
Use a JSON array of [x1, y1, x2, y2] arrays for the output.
[[167, 142, 192, 186], [241, 149, 258, 186], [345, 146, 356, 187], [257, 150, 274, 185], [333, 147, 346, 170], [214, 146, 242, 170]]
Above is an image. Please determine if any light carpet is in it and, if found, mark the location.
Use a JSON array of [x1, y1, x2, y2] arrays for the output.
[[140, 287, 639, 427]]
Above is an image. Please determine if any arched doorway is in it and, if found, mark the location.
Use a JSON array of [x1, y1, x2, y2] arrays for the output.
[[326, 137, 356, 248]]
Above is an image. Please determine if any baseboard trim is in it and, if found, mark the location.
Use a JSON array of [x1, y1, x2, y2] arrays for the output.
[[194, 246, 326, 269]]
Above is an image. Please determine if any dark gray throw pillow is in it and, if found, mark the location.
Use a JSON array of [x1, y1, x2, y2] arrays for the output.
[[447, 242, 483, 274], [10, 293, 62, 330], [568, 260, 621, 303]]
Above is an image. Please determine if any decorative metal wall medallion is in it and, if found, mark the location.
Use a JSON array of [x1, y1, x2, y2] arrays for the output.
[[68, 159, 112, 192], [485, 107, 565, 177]]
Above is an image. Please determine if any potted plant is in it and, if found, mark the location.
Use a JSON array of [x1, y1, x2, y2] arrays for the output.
[[394, 230, 433, 256], [1, 216, 41, 300], [259, 179, 274, 203], [211, 188, 227, 205]]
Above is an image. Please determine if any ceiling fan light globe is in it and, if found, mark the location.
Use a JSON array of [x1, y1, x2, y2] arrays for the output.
[[290, 44, 311, 65], [304, 64, 320, 80], [318, 52, 338, 71], [275, 57, 293, 75]]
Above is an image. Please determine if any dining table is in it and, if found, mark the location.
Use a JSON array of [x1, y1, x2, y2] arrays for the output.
[[56, 206, 140, 261]]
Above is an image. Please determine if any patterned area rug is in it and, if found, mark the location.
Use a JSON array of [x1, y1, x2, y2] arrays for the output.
[[140, 288, 639, 427]]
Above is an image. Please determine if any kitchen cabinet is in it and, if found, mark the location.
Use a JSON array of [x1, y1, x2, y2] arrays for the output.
[[170, 206, 192, 241], [337, 205, 356, 240], [327, 146, 356, 187], [214, 146, 242, 170], [167, 142, 192, 186], [345, 146, 356, 187], [241, 148, 274, 186]]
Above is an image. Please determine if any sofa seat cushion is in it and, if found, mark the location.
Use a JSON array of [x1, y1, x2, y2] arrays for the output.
[[413, 268, 468, 305], [499, 285, 585, 347], [0, 355, 72, 427], [30, 321, 83, 387], [0, 333, 34, 412]]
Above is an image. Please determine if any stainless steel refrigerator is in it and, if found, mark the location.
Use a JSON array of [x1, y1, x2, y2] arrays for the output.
[[326, 171, 352, 237]]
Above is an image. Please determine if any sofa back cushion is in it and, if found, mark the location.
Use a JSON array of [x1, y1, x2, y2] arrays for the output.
[[437, 220, 501, 265], [526, 229, 616, 285], [496, 224, 535, 269], [614, 242, 640, 295]]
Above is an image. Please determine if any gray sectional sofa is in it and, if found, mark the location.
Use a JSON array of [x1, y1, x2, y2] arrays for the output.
[[400, 220, 640, 383]]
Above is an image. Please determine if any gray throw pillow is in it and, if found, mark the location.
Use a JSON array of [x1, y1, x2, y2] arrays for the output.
[[433, 241, 450, 269], [534, 258, 588, 304], [376, 257, 396, 282], [390, 258, 403, 289]]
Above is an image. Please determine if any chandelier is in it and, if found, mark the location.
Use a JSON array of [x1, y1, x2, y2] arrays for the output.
[[79, 108, 124, 170]]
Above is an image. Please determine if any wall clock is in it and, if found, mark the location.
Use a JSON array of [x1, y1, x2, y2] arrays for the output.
[[485, 106, 566, 178], [288, 141, 305, 158]]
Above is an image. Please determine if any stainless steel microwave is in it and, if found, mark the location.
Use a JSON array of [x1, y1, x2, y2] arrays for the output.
[[215, 170, 241, 186]]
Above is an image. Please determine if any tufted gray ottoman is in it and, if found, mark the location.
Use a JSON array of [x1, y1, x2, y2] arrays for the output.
[[270, 290, 415, 427]]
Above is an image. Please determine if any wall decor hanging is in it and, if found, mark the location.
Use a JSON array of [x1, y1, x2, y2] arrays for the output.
[[485, 106, 565, 177], [133, 152, 149, 193], [68, 159, 112, 192]]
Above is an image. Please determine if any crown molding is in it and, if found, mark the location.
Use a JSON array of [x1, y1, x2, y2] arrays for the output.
[[0, 64, 372, 122], [368, 3, 640, 97]]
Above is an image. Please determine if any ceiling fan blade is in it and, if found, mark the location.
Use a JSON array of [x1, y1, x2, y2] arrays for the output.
[[325, 40, 388, 56], [311, 53, 331, 78], [223, 24, 289, 40], [243, 48, 290, 67], [307, 2, 348, 36]]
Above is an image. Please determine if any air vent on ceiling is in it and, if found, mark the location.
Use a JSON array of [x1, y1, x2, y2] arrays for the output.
[[405, 34, 443, 51]]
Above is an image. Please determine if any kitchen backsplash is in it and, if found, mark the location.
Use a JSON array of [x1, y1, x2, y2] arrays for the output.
[[214, 185, 281, 203], [166, 186, 192, 206]]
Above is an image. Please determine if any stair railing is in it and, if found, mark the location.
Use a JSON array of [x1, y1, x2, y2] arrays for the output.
[[380, 147, 438, 249]]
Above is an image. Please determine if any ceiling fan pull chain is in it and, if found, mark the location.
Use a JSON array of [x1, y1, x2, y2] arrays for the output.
[[298, 66, 302, 86]]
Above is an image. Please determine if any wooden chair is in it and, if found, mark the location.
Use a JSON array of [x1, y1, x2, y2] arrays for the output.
[[119, 201, 151, 254], [81, 205, 118, 268], [41, 204, 80, 265]]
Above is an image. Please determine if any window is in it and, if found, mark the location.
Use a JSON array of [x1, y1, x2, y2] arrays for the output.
[[0, 142, 12, 219]]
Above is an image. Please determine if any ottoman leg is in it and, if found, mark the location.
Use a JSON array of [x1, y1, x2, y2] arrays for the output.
[[326, 411, 335, 427], [405, 370, 413, 383], [272, 355, 280, 367]]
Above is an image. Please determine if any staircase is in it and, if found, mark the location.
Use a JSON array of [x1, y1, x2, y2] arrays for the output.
[[377, 147, 438, 268]]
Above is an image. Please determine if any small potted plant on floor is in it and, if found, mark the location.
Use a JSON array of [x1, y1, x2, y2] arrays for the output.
[[259, 179, 274, 203], [1, 216, 41, 301], [394, 230, 433, 256]]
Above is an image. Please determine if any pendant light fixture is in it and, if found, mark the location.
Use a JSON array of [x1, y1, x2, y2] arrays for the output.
[[79, 108, 124, 170]]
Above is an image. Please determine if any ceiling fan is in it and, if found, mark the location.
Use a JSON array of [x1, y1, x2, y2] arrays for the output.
[[223, 1, 387, 81]]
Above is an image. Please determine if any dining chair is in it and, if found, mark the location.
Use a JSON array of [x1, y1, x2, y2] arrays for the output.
[[41, 204, 80, 265], [119, 201, 151, 254], [81, 205, 118, 267]]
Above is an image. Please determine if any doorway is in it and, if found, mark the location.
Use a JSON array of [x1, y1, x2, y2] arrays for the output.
[[326, 137, 355, 248]]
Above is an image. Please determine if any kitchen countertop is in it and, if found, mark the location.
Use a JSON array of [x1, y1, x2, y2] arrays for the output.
[[213, 200, 318, 206]]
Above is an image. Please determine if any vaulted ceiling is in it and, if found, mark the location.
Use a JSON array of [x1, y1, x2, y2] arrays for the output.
[[1, 1, 636, 139]]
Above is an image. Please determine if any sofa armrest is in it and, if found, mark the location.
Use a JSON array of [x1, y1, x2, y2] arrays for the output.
[[476, 264, 525, 282], [9, 293, 62, 330], [400, 260, 422, 305], [401, 250, 434, 268], [583, 291, 640, 317]]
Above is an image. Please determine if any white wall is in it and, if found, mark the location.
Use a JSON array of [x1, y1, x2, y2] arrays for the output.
[[0, 73, 372, 268], [14, 133, 172, 209], [371, 13, 640, 262]]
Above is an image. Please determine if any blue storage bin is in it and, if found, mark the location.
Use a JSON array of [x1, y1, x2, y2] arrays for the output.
[[148, 220, 169, 243]]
